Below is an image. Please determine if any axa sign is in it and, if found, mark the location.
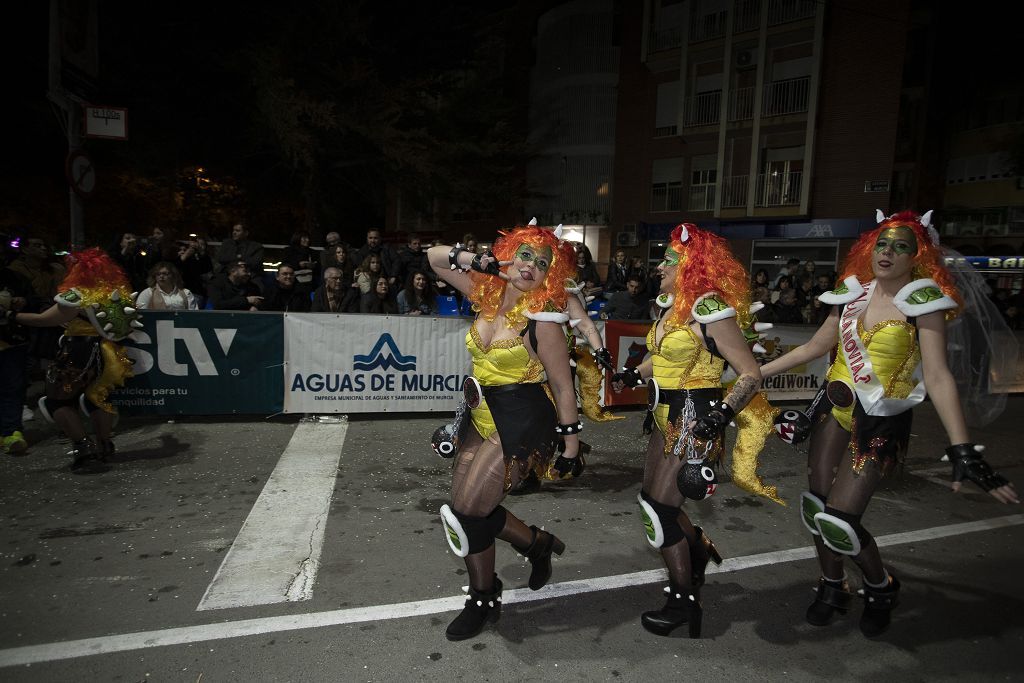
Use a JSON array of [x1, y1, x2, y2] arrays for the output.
[[126, 319, 238, 376]]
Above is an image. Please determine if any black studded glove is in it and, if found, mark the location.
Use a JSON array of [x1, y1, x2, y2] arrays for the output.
[[948, 443, 1009, 492], [470, 250, 502, 277], [591, 347, 614, 373], [549, 453, 586, 480], [691, 400, 736, 441], [611, 367, 644, 388]]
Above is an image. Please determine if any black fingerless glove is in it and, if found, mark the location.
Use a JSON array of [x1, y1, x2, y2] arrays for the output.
[[470, 250, 501, 276], [948, 443, 1009, 492], [612, 367, 644, 388], [591, 347, 614, 373], [550, 453, 585, 480], [691, 400, 736, 441]]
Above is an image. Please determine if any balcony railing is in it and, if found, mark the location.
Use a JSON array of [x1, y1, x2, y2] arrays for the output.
[[768, 0, 817, 26], [733, 0, 761, 32], [690, 10, 728, 42], [756, 170, 802, 206], [722, 175, 750, 207], [729, 87, 755, 121], [649, 26, 683, 54], [762, 76, 809, 117], [654, 125, 679, 137], [683, 90, 722, 127], [688, 184, 717, 211]]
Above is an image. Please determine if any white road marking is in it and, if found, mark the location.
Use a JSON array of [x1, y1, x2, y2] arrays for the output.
[[195, 419, 348, 610], [1, 513, 1021, 667]]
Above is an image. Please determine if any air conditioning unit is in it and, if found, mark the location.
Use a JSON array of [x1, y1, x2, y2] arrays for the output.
[[616, 225, 639, 247], [736, 49, 757, 69]]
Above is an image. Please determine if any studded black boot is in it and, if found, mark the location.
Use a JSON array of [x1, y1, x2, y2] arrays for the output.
[[806, 576, 854, 626], [514, 525, 566, 590], [860, 574, 900, 637], [445, 576, 503, 641], [641, 583, 703, 638]]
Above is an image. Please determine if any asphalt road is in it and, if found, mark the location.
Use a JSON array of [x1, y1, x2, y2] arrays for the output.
[[1, 397, 1022, 682]]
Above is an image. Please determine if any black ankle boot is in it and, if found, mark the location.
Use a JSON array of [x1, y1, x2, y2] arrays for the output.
[[806, 576, 853, 626], [445, 576, 503, 641], [641, 584, 702, 638], [68, 438, 107, 474], [515, 525, 565, 590], [860, 574, 900, 637], [690, 526, 723, 587]]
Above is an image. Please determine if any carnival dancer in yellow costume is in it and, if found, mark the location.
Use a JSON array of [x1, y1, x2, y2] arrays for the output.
[[427, 223, 582, 641], [610, 223, 773, 639], [763, 210, 1018, 638], [8, 248, 142, 473]]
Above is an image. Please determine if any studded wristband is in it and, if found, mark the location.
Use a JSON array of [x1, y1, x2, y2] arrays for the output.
[[554, 420, 583, 435], [448, 245, 471, 272]]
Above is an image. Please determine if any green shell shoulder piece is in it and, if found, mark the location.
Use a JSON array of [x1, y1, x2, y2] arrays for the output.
[[691, 292, 736, 323], [894, 278, 958, 317]]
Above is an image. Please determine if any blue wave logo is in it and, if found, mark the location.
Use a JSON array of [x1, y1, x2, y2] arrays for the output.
[[353, 333, 417, 371]]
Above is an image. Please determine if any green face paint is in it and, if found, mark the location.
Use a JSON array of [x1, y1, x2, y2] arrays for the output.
[[514, 244, 552, 271], [660, 247, 680, 268], [874, 227, 917, 256]]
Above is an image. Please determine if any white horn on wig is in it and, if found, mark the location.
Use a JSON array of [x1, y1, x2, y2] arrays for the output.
[[554, 223, 563, 239], [528, 217, 538, 226], [875, 209, 886, 224], [920, 210, 933, 228]]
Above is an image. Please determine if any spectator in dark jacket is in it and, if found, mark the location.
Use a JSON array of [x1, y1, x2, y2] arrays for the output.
[[109, 232, 149, 292], [773, 288, 805, 324], [361, 276, 398, 314], [601, 276, 649, 320], [261, 265, 310, 312], [351, 229, 398, 286], [311, 267, 352, 313], [574, 244, 602, 298], [281, 231, 317, 273], [206, 262, 263, 311], [215, 223, 264, 274], [394, 233, 429, 287], [604, 249, 630, 297], [176, 235, 214, 304]]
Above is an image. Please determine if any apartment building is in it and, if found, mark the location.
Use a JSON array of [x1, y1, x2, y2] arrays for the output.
[[609, 0, 911, 278]]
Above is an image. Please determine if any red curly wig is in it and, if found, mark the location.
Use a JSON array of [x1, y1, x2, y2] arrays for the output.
[[469, 225, 575, 323], [666, 223, 752, 329], [840, 210, 961, 307], [60, 247, 132, 294]]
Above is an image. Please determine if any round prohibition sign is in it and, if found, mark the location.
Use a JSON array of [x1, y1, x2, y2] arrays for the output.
[[66, 149, 96, 198]]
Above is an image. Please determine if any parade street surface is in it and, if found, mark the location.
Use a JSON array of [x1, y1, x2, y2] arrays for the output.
[[1, 398, 1022, 682]]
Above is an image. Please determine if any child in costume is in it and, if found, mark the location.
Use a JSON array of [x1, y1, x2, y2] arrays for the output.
[[426, 223, 582, 641], [763, 210, 1018, 637], [611, 223, 776, 638], [7, 248, 142, 472]]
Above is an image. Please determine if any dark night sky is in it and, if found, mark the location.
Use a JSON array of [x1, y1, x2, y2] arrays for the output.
[[2, 1, 1019, 247]]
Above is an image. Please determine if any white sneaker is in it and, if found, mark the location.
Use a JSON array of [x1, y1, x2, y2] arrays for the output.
[[22, 405, 34, 422]]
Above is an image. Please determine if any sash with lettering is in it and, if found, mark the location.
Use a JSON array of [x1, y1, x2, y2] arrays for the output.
[[837, 281, 926, 416]]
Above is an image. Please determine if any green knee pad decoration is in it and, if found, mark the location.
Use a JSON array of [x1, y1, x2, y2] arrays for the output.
[[440, 504, 470, 558], [637, 492, 664, 548], [800, 491, 825, 535], [813, 511, 862, 556]]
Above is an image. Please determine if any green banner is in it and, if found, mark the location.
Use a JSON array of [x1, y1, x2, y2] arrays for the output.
[[109, 311, 283, 415]]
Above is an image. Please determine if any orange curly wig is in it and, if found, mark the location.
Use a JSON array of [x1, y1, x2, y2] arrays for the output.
[[840, 210, 961, 308], [60, 247, 132, 295], [469, 225, 575, 323], [666, 223, 753, 329]]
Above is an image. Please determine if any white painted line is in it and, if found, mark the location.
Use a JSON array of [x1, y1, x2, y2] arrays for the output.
[[195, 419, 348, 610], [1, 513, 1021, 668]]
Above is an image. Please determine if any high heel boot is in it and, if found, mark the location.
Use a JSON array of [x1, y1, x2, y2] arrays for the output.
[[445, 576, 503, 641], [859, 573, 900, 638], [514, 525, 566, 590], [640, 584, 703, 638], [805, 576, 853, 626], [690, 526, 723, 587]]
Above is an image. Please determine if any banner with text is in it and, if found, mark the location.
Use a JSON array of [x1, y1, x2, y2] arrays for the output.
[[283, 313, 471, 413], [110, 311, 283, 415]]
